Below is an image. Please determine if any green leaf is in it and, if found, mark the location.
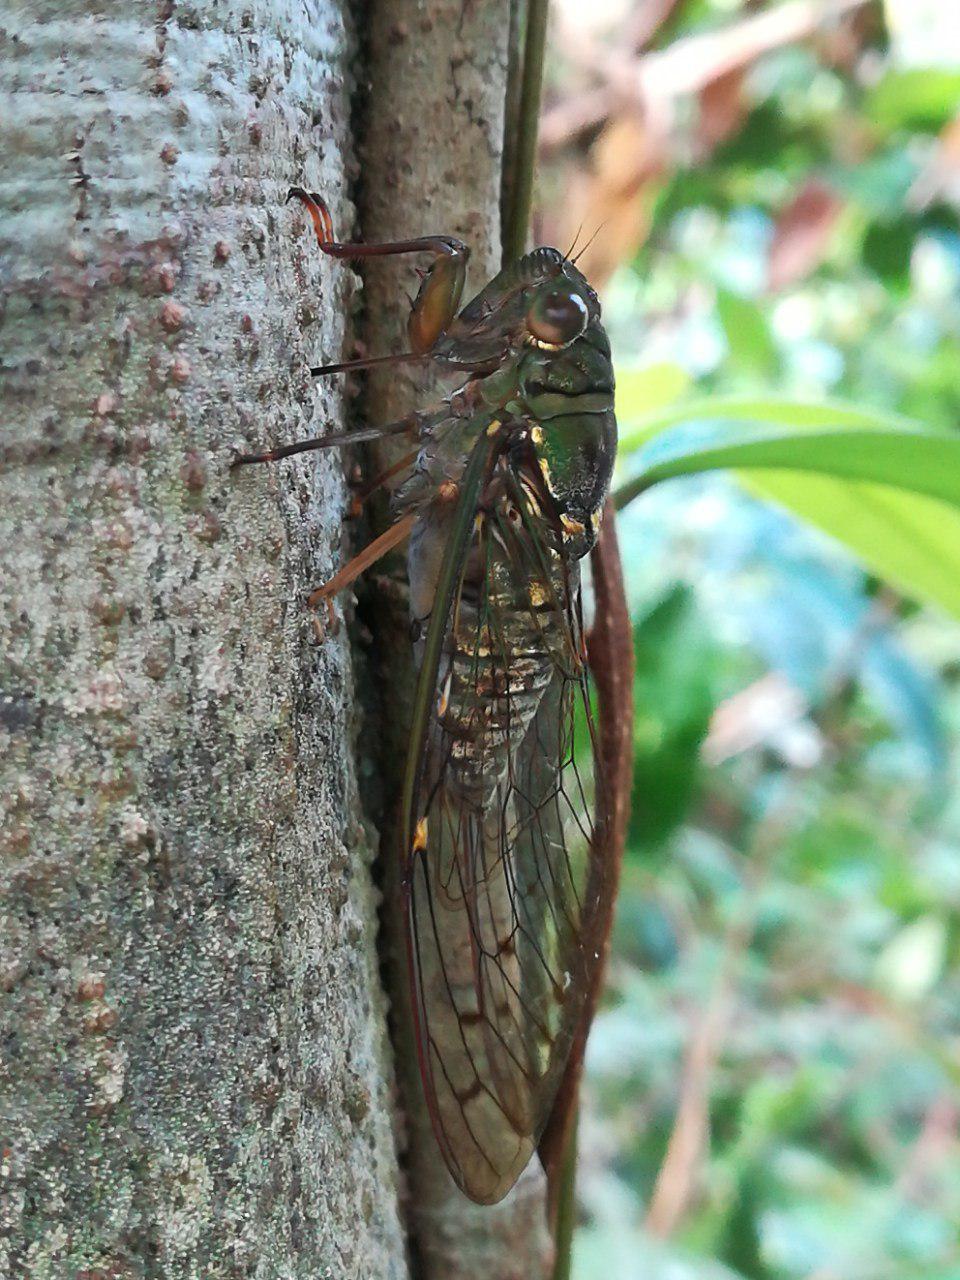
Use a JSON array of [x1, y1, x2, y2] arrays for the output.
[[620, 426, 960, 507], [621, 395, 925, 439], [715, 289, 778, 377], [740, 471, 960, 621], [875, 915, 947, 1002], [866, 68, 960, 132], [829, 150, 919, 218], [862, 216, 914, 285], [615, 362, 691, 424], [615, 400, 960, 619]]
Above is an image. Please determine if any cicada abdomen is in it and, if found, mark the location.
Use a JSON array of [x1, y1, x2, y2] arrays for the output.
[[404, 517, 609, 1201], [236, 193, 618, 1205]]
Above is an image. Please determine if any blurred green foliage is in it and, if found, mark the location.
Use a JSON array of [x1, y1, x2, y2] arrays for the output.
[[551, 1, 960, 1276]]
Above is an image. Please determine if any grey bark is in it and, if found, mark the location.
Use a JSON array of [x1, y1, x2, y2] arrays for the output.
[[2, 1, 560, 1276], [0, 3, 407, 1276]]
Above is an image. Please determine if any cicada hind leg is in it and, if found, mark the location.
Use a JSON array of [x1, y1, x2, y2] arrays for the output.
[[304, 512, 416, 641]]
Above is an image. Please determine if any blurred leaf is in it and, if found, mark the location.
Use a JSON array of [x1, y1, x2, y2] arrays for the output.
[[740, 472, 960, 662], [616, 362, 691, 424], [830, 148, 919, 218], [862, 215, 914, 285], [875, 915, 948, 1001], [557, 113, 662, 289], [615, 404, 960, 617], [629, 586, 718, 853], [767, 178, 844, 291], [716, 288, 778, 376], [612, 888, 680, 971], [625, 396, 924, 436], [573, 1225, 747, 1280], [715, 1164, 770, 1280], [698, 67, 748, 153], [908, 113, 960, 209], [867, 69, 960, 133]]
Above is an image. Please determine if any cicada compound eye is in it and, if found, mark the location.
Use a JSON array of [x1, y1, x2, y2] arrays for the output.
[[525, 284, 589, 348]]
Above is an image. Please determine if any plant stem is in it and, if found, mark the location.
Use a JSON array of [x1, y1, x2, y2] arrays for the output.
[[501, 0, 549, 265]]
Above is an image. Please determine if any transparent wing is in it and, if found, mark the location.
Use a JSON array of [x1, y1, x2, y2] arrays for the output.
[[402, 469, 612, 1204]]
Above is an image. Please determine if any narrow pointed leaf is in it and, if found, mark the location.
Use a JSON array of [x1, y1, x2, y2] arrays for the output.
[[614, 399, 960, 618]]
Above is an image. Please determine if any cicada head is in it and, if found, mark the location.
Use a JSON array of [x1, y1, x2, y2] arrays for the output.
[[518, 264, 617, 560]]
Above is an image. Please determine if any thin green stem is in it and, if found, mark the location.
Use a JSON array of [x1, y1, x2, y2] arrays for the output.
[[501, 0, 549, 266], [613, 475, 651, 511], [550, 1109, 579, 1280]]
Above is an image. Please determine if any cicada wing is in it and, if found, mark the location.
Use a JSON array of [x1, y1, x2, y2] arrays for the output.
[[403, 482, 609, 1204]]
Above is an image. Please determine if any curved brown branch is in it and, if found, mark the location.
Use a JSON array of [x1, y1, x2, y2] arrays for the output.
[[538, 498, 635, 1223]]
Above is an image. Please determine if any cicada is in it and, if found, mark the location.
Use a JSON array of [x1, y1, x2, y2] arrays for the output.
[[236, 189, 617, 1204]]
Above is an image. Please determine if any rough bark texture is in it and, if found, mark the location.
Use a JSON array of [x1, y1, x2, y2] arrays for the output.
[[354, 3, 556, 1276], [0, 3, 407, 1276]]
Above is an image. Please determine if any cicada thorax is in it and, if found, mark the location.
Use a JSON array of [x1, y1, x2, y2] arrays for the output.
[[517, 314, 616, 561]]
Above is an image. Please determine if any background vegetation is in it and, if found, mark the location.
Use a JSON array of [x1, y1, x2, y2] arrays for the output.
[[537, 2, 960, 1275]]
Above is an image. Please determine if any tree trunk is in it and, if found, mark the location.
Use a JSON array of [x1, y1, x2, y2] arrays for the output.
[[2, 2, 550, 1277], [356, 3, 555, 1276], [1, 3, 407, 1275]]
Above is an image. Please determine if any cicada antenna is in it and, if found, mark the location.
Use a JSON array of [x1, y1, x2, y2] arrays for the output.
[[563, 222, 585, 263], [572, 221, 607, 266]]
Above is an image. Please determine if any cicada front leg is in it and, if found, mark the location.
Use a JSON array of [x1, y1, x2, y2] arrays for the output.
[[234, 188, 469, 641], [286, 187, 469, 365]]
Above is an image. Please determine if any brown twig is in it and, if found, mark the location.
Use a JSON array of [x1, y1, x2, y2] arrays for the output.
[[540, 0, 871, 152], [539, 500, 635, 1225]]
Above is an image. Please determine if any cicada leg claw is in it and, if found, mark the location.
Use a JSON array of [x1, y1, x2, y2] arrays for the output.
[[287, 185, 469, 359]]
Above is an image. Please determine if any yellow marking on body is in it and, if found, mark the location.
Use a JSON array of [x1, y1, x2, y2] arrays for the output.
[[486, 418, 502, 436], [436, 681, 450, 718], [591, 508, 603, 531], [530, 425, 544, 446], [560, 513, 585, 538], [525, 334, 564, 351], [413, 818, 428, 854], [521, 480, 544, 516], [538, 456, 555, 493], [528, 581, 549, 607]]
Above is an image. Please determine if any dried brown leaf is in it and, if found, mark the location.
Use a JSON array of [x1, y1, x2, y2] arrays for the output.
[[767, 178, 844, 292]]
